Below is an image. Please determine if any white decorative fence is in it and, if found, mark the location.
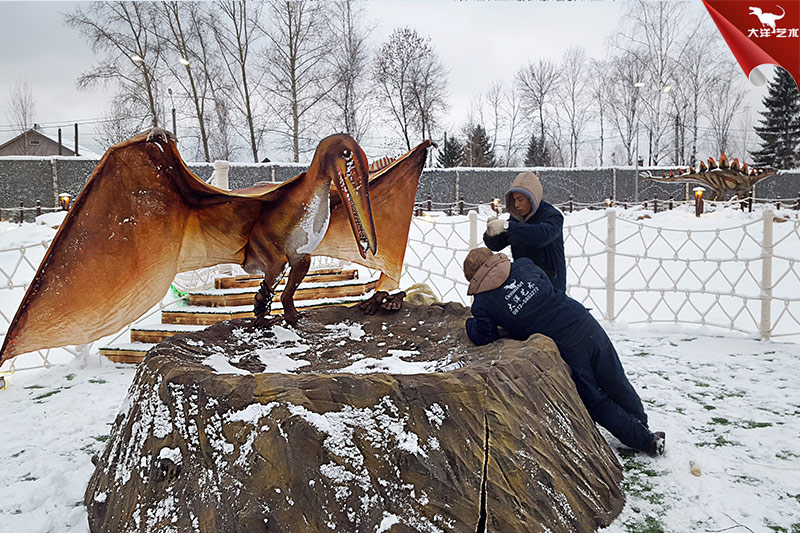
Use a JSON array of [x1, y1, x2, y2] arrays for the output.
[[2, 204, 799, 373], [399, 206, 800, 341]]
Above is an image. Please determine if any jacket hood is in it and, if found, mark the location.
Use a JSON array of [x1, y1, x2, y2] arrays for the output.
[[467, 253, 511, 295], [505, 171, 543, 221]]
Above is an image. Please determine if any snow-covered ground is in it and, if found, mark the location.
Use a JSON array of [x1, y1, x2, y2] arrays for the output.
[[1, 207, 799, 532]]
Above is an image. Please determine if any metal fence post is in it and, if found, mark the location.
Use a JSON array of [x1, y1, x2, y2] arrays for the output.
[[468, 210, 479, 249], [760, 209, 774, 340], [606, 208, 617, 322]]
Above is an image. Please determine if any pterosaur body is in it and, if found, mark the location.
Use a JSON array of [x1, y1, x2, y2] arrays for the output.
[[1, 130, 431, 363]]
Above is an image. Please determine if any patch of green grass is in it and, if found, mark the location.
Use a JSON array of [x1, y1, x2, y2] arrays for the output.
[[764, 350, 776, 355], [742, 420, 772, 429], [693, 380, 710, 388], [21, 474, 37, 482], [73, 501, 85, 508], [11, 450, 25, 458], [620, 455, 666, 508], [33, 388, 62, 401], [703, 405, 716, 411], [764, 519, 789, 532], [633, 351, 650, 357], [777, 450, 800, 461], [65, 374, 75, 381], [696, 435, 740, 448], [89, 379, 107, 384], [681, 337, 697, 342], [24, 384, 45, 390], [714, 389, 746, 400], [668, 341, 677, 347], [93, 435, 109, 443], [711, 417, 731, 425], [623, 516, 664, 533]]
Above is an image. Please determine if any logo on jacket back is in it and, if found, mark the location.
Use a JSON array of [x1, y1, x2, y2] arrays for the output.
[[503, 279, 539, 316]]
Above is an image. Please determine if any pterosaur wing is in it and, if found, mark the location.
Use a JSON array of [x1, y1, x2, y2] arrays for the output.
[[0, 131, 277, 362]]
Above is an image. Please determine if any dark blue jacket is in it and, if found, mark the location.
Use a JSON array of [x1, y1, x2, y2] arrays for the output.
[[466, 258, 587, 347], [465, 257, 654, 451], [483, 200, 566, 291]]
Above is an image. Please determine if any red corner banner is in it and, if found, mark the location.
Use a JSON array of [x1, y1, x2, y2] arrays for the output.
[[703, 0, 800, 92]]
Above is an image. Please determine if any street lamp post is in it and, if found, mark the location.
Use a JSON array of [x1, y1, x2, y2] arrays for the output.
[[633, 82, 644, 203], [168, 87, 176, 138]]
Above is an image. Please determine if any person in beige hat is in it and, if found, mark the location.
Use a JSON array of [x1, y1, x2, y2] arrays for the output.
[[483, 171, 566, 291], [462, 247, 665, 456]]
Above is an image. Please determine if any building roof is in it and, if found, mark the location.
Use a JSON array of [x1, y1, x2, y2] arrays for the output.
[[0, 127, 101, 158]]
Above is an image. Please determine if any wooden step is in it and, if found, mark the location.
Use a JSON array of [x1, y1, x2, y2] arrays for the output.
[[214, 268, 358, 289], [99, 342, 155, 364], [161, 294, 372, 326], [188, 278, 378, 307], [130, 324, 207, 344]]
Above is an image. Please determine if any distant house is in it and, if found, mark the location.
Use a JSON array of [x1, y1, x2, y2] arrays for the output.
[[0, 127, 93, 157]]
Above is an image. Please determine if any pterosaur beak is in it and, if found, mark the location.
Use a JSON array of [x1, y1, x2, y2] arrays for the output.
[[326, 135, 377, 258]]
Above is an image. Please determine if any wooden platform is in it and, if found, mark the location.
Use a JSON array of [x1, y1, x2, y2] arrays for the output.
[[99, 268, 376, 364]]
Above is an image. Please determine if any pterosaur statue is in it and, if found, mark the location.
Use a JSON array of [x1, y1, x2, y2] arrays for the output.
[[640, 153, 778, 200], [0, 129, 431, 363]]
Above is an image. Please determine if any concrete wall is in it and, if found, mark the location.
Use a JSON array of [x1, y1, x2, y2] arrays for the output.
[[2, 156, 798, 221]]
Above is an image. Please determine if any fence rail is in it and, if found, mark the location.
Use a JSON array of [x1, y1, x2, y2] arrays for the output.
[[2, 202, 799, 374]]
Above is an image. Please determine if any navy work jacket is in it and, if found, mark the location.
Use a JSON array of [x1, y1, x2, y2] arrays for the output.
[[465, 258, 588, 347], [483, 201, 566, 291]]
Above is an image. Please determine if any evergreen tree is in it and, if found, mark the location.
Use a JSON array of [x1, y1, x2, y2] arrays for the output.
[[523, 131, 551, 166], [464, 124, 495, 167], [752, 68, 800, 169], [437, 134, 465, 167]]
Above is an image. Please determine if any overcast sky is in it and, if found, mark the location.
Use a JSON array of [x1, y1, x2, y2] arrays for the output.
[[0, 0, 771, 161]]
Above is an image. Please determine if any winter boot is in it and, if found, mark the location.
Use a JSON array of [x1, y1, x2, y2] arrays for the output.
[[649, 431, 666, 456]]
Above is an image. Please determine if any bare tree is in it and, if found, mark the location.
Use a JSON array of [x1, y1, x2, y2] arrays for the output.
[[67, 2, 164, 129], [586, 58, 612, 166], [261, 0, 333, 162], [6, 78, 36, 154], [706, 64, 747, 156], [212, 0, 264, 162], [671, 17, 720, 165], [374, 27, 447, 151], [326, 0, 373, 142], [499, 84, 525, 166], [612, 1, 684, 164], [94, 93, 152, 147], [515, 59, 561, 155], [557, 46, 591, 167], [7, 78, 36, 134], [605, 54, 647, 165], [152, 2, 217, 161]]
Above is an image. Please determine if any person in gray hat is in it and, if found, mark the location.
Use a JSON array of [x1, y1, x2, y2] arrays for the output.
[[483, 171, 566, 291]]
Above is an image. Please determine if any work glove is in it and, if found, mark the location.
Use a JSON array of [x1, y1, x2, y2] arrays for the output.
[[486, 216, 506, 237]]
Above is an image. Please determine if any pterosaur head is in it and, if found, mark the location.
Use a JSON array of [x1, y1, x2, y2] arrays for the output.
[[313, 133, 377, 258]]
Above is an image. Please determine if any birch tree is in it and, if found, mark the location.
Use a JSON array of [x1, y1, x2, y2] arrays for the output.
[[515, 59, 560, 155], [261, 0, 333, 162], [374, 27, 447, 150], [326, 0, 373, 142], [212, 0, 264, 162], [66, 1, 164, 131]]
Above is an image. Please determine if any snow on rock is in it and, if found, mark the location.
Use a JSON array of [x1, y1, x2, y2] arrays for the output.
[[82, 303, 624, 532]]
